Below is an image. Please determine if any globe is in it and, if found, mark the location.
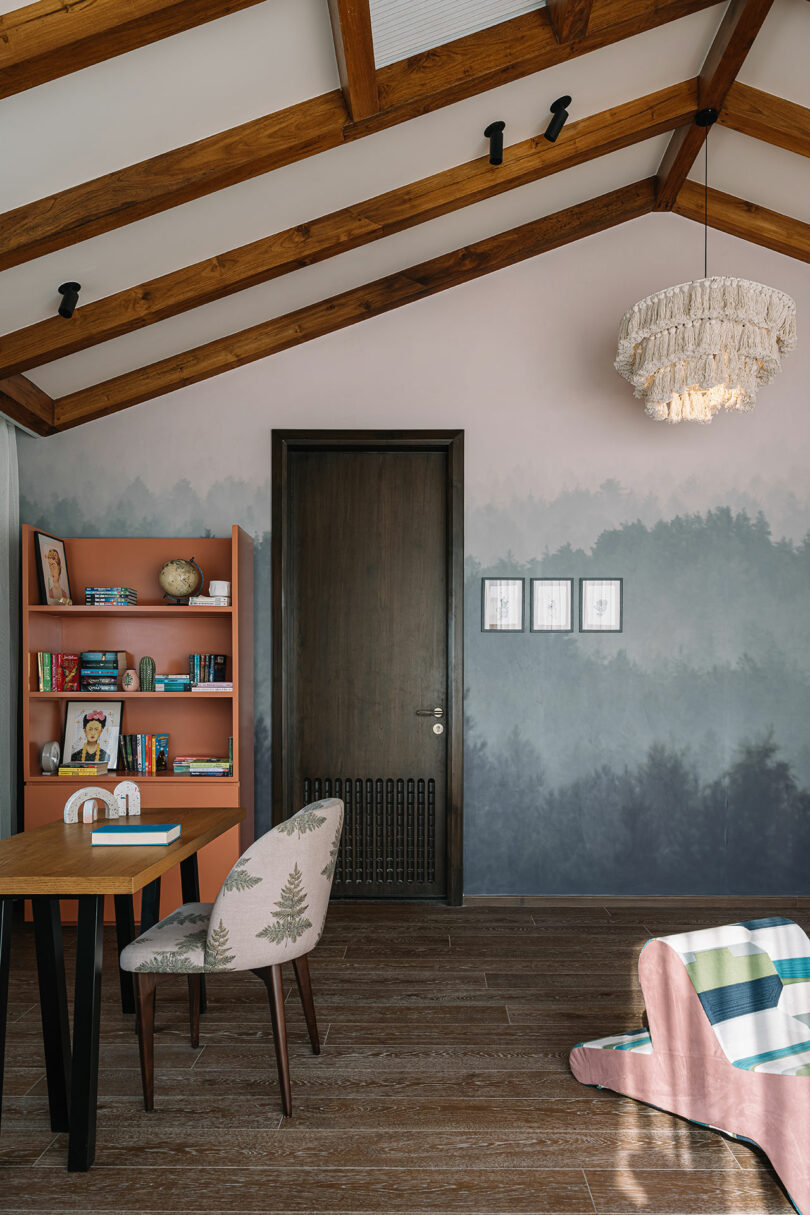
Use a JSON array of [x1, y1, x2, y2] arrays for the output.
[[158, 558, 203, 602]]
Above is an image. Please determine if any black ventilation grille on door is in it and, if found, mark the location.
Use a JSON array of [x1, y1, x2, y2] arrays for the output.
[[303, 777, 436, 891]]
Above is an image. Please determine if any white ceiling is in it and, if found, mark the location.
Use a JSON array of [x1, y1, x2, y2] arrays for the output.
[[0, 0, 340, 212], [737, 0, 810, 105], [691, 125, 810, 225], [0, 7, 721, 336], [1, 0, 807, 408], [29, 139, 669, 396]]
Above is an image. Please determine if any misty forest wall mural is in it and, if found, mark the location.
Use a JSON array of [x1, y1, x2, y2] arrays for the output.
[[17, 467, 810, 896], [15, 216, 810, 896]]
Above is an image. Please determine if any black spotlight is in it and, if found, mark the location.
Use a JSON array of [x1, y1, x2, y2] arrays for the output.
[[544, 95, 571, 142], [57, 282, 81, 318], [484, 121, 506, 165]]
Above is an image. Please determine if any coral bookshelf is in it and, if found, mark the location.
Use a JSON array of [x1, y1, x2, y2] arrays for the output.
[[21, 525, 254, 920]]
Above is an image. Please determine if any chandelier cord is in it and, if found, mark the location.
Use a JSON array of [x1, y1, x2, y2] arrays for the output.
[[704, 125, 709, 279]]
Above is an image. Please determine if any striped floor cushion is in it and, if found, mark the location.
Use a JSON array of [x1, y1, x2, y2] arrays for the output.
[[578, 917, 810, 1075], [659, 916, 810, 1075]]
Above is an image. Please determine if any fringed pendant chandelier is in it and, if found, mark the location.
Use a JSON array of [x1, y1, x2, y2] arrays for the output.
[[615, 109, 797, 424]]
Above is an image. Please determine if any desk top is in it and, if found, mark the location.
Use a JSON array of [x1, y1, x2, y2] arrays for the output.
[[0, 805, 245, 895]]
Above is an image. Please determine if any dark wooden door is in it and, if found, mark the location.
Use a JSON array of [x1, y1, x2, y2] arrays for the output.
[[273, 432, 463, 903]]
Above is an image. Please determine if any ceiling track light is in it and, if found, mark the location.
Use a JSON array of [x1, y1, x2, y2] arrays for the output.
[[57, 282, 81, 318], [483, 121, 506, 166], [544, 95, 571, 142]]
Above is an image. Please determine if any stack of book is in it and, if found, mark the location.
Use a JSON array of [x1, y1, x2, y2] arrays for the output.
[[58, 759, 109, 777], [154, 673, 191, 692], [119, 733, 169, 774], [173, 751, 231, 777], [188, 594, 231, 607], [192, 681, 233, 693], [80, 651, 126, 692], [188, 653, 227, 683], [35, 652, 79, 691], [85, 586, 138, 606]]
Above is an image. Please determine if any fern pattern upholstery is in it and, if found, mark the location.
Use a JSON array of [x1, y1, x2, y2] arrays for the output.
[[119, 799, 344, 1117], [570, 917, 810, 1214], [121, 800, 343, 974]]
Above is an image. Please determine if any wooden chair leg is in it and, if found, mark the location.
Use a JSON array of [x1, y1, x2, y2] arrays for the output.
[[187, 975, 201, 1048], [293, 954, 320, 1055], [253, 965, 292, 1117], [134, 973, 157, 1112]]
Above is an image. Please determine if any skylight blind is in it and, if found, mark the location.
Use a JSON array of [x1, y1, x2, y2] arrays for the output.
[[369, 0, 546, 67]]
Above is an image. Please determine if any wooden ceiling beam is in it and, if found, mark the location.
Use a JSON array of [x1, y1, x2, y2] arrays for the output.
[[0, 0, 720, 271], [673, 181, 810, 262], [721, 82, 810, 158], [52, 178, 656, 431], [0, 80, 697, 380], [0, 91, 350, 272], [0, 0, 267, 100], [327, 0, 379, 122], [0, 375, 55, 435], [546, 0, 594, 43], [369, 0, 717, 129], [655, 0, 775, 210]]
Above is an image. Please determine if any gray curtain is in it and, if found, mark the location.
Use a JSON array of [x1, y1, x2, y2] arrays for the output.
[[0, 420, 19, 838]]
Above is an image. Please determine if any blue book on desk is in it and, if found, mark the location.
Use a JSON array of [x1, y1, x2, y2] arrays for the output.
[[91, 823, 181, 846]]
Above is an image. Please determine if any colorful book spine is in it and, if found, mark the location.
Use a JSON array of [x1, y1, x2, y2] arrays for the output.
[[60, 653, 79, 691], [155, 734, 169, 772]]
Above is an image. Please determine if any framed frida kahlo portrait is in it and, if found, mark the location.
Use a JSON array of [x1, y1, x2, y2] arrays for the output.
[[34, 531, 72, 605], [62, 701, 123, 770], [579, 578, 623, 632]]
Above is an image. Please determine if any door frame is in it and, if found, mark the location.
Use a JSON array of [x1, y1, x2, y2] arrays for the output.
[[271, 429, 464, 905]]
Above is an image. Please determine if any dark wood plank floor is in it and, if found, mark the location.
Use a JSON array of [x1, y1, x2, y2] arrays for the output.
[[0, 901, 799, 1213]]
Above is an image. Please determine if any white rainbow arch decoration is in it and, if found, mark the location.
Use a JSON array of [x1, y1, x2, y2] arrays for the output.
[[63, 786, 120, 823]]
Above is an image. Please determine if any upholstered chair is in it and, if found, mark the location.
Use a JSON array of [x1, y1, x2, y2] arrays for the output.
[[120, 799, 343, 1116]]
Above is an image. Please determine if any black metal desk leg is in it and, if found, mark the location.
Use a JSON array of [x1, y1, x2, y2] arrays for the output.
[[0, 898, 13, 1128], [31, 897, 71, 1133], [113, 896, 136, 1015], [140, 878, 161, 933], [68, 894, 104, 1172], [180, 854, 207, 1014]]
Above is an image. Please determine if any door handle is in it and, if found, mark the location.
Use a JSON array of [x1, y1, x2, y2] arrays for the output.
[[416, 707, 444, 717]]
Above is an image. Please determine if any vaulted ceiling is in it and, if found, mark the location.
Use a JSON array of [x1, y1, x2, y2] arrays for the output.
[[0, 0, 807, 436]]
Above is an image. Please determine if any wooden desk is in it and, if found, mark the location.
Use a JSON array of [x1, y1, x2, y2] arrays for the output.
[[0, 805, 245, 1171]]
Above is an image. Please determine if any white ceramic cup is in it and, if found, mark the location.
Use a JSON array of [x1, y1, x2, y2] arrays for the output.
[[209, 580, 231, 597]]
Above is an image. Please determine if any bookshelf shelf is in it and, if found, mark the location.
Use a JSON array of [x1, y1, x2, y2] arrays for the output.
[[29, 691, 235, 699], [22, 524, 254, 921], [29, 605, 233, 618], [26, 774, 239, 785]]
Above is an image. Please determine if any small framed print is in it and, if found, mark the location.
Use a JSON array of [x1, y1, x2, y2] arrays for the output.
[[579, 578, 623, 632], [34, 530, 71, 605], [531, 578, 574, 632], [62, 700, 123, 771], [481, 578, 524, 631]]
